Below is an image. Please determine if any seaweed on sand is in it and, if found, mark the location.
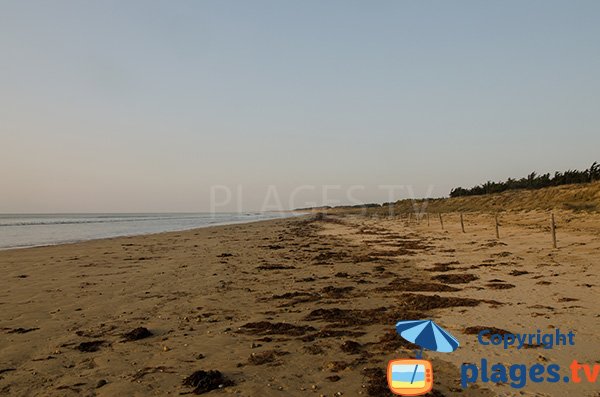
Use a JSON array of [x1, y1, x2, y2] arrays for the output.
[[182, 370, 233, 394]]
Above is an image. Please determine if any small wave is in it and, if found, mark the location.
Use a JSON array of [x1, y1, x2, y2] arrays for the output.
[[0, 214, 237, 227]]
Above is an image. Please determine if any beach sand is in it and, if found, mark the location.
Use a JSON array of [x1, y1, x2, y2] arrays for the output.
[[1, 210, 598, 396]]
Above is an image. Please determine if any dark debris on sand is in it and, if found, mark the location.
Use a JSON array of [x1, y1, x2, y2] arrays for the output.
[[464, 326, 513, 336], [304, 307, 392, 326], [182, 370, 233, 394], [5, 327, 39, 334], [313, 250, 349, 263], [425, 261, 460, 272], [432, 273, 479, 284], [76, 340, 106, 352], [340, 340, 362, 354], [247, 349, 289, 365], [265, 244, 284, 250], [366, 329, 420, 352], [301, 328, 367, 342], [325, 360, 352, 372], [304, 344, 325, 355], [509, 270, 530, 276], [272, 291, 316, 299], [321, 285, 354, 298], [400, 293, 481, 311], [303, 295, 481, 328], [378, 277, 460, 292], [122, 327, 153, 341], [295, 276, 316, 282], [237, 321, 316, 336], [486, 282, 516, 289], [256, 264, 296, 270], [362, 367, 390, 396]]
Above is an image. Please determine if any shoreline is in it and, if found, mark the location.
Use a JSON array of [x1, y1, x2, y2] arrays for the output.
[[1, 210, 598, 396], [0, 212, 302, 252]]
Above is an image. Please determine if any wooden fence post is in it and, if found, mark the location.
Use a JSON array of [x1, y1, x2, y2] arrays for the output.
[[495, 213, 500, 239], [551, 213, 557, 249], [439, 213, 444, 230], [427, 213, 430, 227], [460, 213, 465, 233]]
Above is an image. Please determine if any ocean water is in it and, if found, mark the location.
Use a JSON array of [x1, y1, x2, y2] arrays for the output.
[[0, 212, 294, 250]]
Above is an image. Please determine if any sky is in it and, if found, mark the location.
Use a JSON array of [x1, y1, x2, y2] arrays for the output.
[[1, 0, 599, 212]]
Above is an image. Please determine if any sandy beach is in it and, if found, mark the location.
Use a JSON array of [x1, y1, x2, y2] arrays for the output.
[[3, 2, 600, 395], [1, 207, 598, 396]]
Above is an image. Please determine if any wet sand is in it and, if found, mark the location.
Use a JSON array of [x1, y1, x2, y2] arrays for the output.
[[0, 210, 598, 396]]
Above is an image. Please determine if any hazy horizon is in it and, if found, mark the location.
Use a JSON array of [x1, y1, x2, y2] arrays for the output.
[[2, 1, 599, 212]]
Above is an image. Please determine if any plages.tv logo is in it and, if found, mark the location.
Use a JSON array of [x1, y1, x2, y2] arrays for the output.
[[387, 320, 459, 396]]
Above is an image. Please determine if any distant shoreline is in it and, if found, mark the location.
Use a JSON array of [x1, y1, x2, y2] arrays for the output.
[[0, 212, 302, 252]]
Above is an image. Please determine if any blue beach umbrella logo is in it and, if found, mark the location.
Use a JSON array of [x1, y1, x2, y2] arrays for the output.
[[387, 320, 459, 395], [395, 319, 459, 357]]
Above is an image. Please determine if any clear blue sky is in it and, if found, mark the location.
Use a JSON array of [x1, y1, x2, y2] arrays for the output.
[[1, 1, 599, 212]]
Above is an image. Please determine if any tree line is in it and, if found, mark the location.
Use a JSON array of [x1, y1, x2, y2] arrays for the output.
[[450, 162, 600, 197]]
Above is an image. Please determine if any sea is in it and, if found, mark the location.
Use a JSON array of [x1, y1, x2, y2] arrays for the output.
[[0, 212, 296, 250]]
